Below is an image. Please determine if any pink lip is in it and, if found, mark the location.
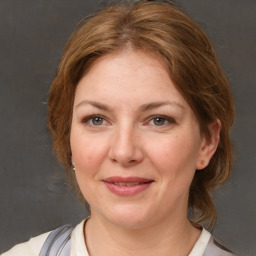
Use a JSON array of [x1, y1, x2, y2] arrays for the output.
[[102, 176, 154, 196]]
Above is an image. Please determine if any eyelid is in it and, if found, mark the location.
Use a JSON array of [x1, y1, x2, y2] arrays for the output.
[[82, 114, 109, 125], [80, 114, 175, 127], [146, 115, 176, 126]]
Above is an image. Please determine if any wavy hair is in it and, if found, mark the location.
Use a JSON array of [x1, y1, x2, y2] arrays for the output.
[[48, 0, 234, 227]]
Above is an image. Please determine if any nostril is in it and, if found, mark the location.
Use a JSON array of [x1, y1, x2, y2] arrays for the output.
[[110, 158, 118, 163]]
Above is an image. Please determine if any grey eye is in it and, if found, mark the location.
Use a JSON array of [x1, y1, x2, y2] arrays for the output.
[[91, 117, 104, 125], [153, 117, 166, 126]]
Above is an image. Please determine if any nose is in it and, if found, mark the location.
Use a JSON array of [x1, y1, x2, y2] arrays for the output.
[[108, 125, 144, 167]]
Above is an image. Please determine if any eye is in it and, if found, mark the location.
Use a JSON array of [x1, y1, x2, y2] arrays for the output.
[[82, 115, 106, 126], [148, 115, 175, 127], [91, 116, 104, 125], [153, 117, 167, 126]]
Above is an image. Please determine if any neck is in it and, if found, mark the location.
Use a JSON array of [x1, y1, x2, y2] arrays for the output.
[[84, 212, 201, 256]]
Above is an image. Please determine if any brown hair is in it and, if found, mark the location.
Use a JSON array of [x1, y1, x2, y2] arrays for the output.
[[48, 0, 234, 227]]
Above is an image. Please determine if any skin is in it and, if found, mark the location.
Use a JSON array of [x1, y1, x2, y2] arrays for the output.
[[70, 49, 220, 256]]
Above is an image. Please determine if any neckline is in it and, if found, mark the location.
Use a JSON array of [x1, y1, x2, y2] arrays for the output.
[[71, 218, 211, 256]]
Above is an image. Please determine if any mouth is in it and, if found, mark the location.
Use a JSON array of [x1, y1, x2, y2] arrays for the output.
[[110, 182, 149, 186], [102, 176, 154, 196]]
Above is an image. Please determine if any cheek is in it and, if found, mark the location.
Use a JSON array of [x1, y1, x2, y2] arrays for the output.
[[70, 133, 107, 199], [70, 130, 107, 174], [147, 134, 200, 179]]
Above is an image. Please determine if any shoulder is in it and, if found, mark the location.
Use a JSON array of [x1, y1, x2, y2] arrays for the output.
[[190, 228, 237, 256], [204, 236, 237, 256], [1, 231, 51, 256], [1, 220, 87, 256]]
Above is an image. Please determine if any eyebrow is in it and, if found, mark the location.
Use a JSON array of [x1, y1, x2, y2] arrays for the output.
[[75, 100, 111, 111], [139, 101, 185, 112], [75, 100, 184, 111]]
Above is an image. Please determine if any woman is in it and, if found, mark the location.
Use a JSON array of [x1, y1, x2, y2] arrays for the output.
[[2, 0, 236, 255]]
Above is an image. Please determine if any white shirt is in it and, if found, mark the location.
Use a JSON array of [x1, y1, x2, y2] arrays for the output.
[[2, 219, 211, 256]]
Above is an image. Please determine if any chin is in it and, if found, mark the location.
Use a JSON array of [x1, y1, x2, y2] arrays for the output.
[[96, 203, 155, 230]]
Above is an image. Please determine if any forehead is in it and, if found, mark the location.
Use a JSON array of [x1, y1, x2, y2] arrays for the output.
[[75, 49, 185, 104], [83, 49, 170, 81]]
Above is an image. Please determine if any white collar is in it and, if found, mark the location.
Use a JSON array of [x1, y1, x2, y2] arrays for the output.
[[70, 218, 211, 256]]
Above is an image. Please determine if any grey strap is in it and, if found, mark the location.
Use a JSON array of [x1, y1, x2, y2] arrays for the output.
[[39, 225, 237, 256], [39, 225, 73, 256], [203, 236, 236, 256]]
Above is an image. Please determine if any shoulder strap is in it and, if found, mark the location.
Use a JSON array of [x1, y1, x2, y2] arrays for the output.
[[203, 236, 236, 256], [39, 225, 73, 256]]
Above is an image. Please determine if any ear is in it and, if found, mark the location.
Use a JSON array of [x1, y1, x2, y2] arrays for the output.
[[196, 119, 221, 170]]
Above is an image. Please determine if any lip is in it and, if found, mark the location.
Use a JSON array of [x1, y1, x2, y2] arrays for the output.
[[102, 176, 154, 196]]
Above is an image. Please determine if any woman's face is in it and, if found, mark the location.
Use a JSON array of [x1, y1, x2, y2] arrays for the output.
[[70, 50, 210, 229]]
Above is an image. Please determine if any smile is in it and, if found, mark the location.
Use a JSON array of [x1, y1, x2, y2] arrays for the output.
[[103, 177, 154, 196], [112, 182, 145, 186]]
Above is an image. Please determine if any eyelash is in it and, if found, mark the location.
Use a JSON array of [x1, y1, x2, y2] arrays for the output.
[[81, 114, 176, 128], [147, 115, 176, 127], [82, 115, 107, 126]]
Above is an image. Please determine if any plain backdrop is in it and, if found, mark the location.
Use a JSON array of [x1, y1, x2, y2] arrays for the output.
[[0, 1, 255, 255]]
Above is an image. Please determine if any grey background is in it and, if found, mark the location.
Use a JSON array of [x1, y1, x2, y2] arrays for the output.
[[0, 0, 255, 255]]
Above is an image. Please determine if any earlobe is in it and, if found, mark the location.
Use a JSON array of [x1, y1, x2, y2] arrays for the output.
[[196, 119, 221, 170], [71, 155, 76, 171]]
